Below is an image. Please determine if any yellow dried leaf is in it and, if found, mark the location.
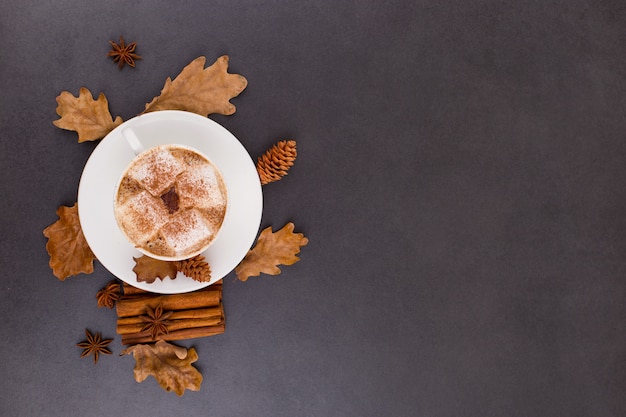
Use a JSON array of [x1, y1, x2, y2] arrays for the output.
[[121, 340, 202, 396], [235, 222, 309, 281], [42, 203, 96, 280], [132, 255, 178, 284], [53, 87, 123, 142], [143, 55, 247, 116]]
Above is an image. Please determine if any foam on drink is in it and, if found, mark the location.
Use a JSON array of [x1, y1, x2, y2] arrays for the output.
[[114, 144, 228, 259]]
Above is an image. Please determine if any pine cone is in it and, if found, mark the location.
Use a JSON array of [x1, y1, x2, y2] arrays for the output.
[[256, 140, 297, 185], [176, 255, 212, 282]]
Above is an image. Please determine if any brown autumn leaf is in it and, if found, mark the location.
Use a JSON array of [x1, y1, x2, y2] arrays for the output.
[[143, 55, 247, 116], [43, 203, 96, 280], [53, 87, 123, 142], [121, 340, 202, 396], [235, 222, 309, 281], [132, 255, 178, 283]]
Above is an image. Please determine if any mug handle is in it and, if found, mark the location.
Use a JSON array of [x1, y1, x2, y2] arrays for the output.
[[122, 128, 145, 155]]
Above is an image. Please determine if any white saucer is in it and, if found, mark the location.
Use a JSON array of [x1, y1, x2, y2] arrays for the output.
[[77, 110, 263, 294]]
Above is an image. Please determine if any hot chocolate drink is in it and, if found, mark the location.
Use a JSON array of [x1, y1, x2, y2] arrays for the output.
[[114, 144, 228, 260]]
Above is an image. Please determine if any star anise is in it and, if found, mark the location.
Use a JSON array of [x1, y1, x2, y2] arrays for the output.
[[106, 36, 141, 69], [77, 329, 113, 364], [140, 305, 173, 340], [96, 280, 121, 308]]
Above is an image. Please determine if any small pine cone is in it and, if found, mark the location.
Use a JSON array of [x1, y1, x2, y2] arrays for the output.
[[176, 255, 212, 282], [256, 140, 297, 185]]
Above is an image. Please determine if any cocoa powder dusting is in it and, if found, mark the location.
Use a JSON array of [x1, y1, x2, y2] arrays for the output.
[[114, 145, 228, 258], [160, 187, 180, 214]]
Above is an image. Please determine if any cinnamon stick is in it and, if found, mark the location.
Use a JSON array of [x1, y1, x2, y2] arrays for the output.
[[122, 283, 150, 296], [122, 280, 223, 297], [116, 289, 221, 317], [121, 323, 226, 345], [116, 304, 224, 335], [116, 306, 223, 325], [117, 316, 224, 335]]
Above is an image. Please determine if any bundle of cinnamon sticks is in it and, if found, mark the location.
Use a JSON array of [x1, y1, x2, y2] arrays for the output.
[[116, 281, 225, 345]]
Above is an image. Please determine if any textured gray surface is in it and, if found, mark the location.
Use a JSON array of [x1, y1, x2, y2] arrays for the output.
[[1, 1, 625, 416]]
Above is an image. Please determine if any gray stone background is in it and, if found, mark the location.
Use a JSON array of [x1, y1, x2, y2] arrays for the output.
[[1, 1, 625, 416]]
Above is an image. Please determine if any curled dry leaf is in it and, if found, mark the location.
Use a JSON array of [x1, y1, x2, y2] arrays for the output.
[[143, 55, 247, 116], [53, 87, 123, 142], [43, 203, 96, 280], [235, 222, 309, 281], [132, 256, 178, 284], [121, 340, 202, 396]]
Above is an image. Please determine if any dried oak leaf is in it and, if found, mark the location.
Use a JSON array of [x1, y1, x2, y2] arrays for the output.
[[143, 55, 247, 116], [53, 87, 123, 142], [121, 340, 202, 396], [235, 222, 309, 281], [43, 203, 96, 280], [132, 255, 178, 283]]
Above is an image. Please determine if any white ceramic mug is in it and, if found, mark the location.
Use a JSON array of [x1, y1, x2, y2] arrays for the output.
[[113, 131, 229, 261]]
